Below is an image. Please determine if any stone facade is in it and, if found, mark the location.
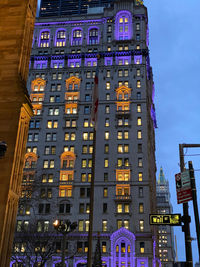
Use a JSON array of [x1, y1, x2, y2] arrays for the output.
[[0, 0, 37, 266], [12, 1, 160, 266]]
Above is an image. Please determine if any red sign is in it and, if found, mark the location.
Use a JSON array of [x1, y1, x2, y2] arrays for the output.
[[175, 172, 192, 204]]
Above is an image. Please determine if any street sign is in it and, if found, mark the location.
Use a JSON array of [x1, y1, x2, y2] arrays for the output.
[[149, 214, 182, 225], [175, 171, 192, 204]]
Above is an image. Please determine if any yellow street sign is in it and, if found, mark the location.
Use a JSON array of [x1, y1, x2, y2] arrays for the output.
[[149, 214, 182, 225]]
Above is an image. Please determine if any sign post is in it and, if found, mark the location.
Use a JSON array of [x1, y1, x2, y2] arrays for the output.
[[175, 171, 192, 204], [149, 214, 182, 226]]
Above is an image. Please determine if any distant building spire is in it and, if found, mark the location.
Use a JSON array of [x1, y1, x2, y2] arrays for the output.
[[158, 166, 166, 184]]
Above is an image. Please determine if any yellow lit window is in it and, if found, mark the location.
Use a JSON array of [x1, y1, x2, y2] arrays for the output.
[[117, 204, 123, 213], [117, 131, 123, 139], [124, 220, 129, 229], [104, 159, 109, 168], [137, 80, 141, 88], [137, 117, 142, 126], [78, 220, 84, 231], [137, 104, 141, 112], [139, 203, 144, 213], [85, 220, 89, 231], [83, 132, 88, 140], [102, 242, 107, 253], [106, 82, 110, 90], [137, 130, 142, 139], [47, 121, 52, 128], [102, 220, 107, 232], [138, 172, 143, 182], [124, 204, 129, 213], [139, 220, 144, 232], [103, 188, 108, 197], [119, 18, 123, 23], [105, 131, 109, 140]]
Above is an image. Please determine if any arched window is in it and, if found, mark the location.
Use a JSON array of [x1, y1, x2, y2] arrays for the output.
[[55, 29, 66, 47], [88, 28, 99, 45], [39, 30, 50, 47], [24, 152, 38, 169], [115, 11, 132, 40], [66, 76, 81, 91], [31, 78, 46, 92], [72, 28, 83, 45], [60, 151, 76, 169]]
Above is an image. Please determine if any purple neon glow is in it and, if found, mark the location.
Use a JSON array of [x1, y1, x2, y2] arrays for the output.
[[116, 56, 131, 65], [115, 11, 133, 41], [51, 59, 64, 68], [34, 60, 48, 69], [85, 58, 97, 67], [136, 257, 148, 267], [146, 24, 149, 47], [71, 27, 83, 46], [134, 55, 142, 64], [151, 104, 157, 128], [87, 26, 100, 45], [104, 57, 113, 66], [110, 228, 136, 267], [38, 29, 50, 48], [54, 28, 66, 47], [35, 18, 107, 27], [68, 58, 81, 68]]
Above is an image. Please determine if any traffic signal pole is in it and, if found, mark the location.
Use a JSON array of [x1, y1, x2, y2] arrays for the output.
[[188, 161, 200, 262], [179, 144, 193, 266]]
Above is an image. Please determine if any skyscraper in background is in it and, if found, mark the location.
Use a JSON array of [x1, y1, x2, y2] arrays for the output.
[[156, 167, 175, 266], [12, 0, 161, 266], [39, 0, 115, 17]]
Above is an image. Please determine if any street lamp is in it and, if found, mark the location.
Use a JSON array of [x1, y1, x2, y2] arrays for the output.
[[53, 219, 77, 267]]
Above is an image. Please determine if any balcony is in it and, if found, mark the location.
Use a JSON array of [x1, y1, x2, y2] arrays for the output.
[[115, 110, 131, 117], [114, 195, 132, 202]]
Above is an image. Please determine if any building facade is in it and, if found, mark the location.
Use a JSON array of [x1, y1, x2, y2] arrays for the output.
[[12, 0, 160, 266], [0, 1, 37, 266], [156, 168, 175, 266]]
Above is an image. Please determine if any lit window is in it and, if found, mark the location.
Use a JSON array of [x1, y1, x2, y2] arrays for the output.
[[117, 220, 122, 229], [106, 82, 110, 90], [102, 242, 107, 253], [105, 131, 109, 140], [104, 159, 109, 168], [139, 203, 144, 213], [102, 220, 107, 232], [50, 160, 54, 168], [138, 158, 143, 167], [124, 220, 129, 229], [105, 118, 109, 127], [139, 220, 144, 232], [137, 80, 141, 88], [138, 172, 143, 182], [79, 220, 84, 231], [83, 132, 88, 140], [105, 106, 110, 114], [137, 130, 142, 139], [103, 188, 108, 197], [106, 70, 111, 78], [137, 104, 141, 112], [85, 220, 89, 231], [137, 117, 142, 126], [124, 204, 129, 213], [117, 204, 123, 213], [140, 242, 145, 253], [137, 69, 141, 76], [43, 160, 48, 169]]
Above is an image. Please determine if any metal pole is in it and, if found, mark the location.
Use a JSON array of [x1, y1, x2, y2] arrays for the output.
[[189, 161, 200, 262], [61, 232, 66, 267], [179, 144, 193, 266], [87, 128, 96, 267]]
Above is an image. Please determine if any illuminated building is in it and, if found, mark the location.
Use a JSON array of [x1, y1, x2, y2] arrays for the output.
[[157, 167, 175, 266], [0, 1, 37, 266], [12, 0, 160, 266]]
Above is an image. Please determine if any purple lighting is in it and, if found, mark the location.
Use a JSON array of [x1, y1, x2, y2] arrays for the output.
[[116, 56, 131, 65], [85, 58, 97, 67], [38, 29, 50, 48], [68, 58, 81, 68], [54, 28, 66, 47], [34, 60, 48, 69], [71, 27, 83, 46], [87, 26, 100, 45], [115, 11, 133, 41], [51, 59, 64, 68], [104, 57, 113, 66], [134, 55, 142, 64]]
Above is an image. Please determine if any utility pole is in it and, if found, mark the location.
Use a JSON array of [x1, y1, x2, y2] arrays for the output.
[[179, 144, 193, 267], [188, 161, 200, 262]]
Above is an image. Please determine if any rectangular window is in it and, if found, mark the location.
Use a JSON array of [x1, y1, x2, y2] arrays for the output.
[[138, 172, 143, 182], [139, 220, 144, 232], [139, 187, 143, 197], [104, 159, 109, 168], [139, 203, 144, 213], [137, 130, 142, 139], [137, 80, 141, 88], [102, 220, 107, 232], [137, 104, 141, 113], [105, 106, 110, 114], [105, 131, 109, 140], [106, 82, 110, 90], [103, 188, 108, 197], [106, 70, 111, 78], [137, 117, 142, 126], [78, 220, 84, 232], [138, 158, 143, 167]]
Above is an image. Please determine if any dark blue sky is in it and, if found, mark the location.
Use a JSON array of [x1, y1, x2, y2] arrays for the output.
[[36, 0, 200, 263], [146, 0, 200, 264]]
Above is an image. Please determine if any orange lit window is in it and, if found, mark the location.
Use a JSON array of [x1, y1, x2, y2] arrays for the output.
[[116, 184, 130, 196], [116, 170, 130, 181], [24, 152, 38, 169], [65, 103, 78, 114], [66, 76, 80, 91], [60, 151, 76, 169], [31, 78, 46, 92], [60, 170, 74, 181], [59, 185, 72, 197]]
